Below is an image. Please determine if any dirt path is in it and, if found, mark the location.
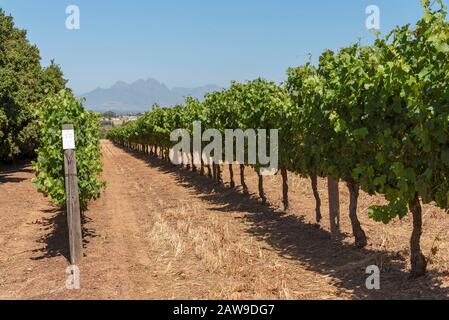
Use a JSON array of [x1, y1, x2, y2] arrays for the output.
[[1, 140, 449, 299]]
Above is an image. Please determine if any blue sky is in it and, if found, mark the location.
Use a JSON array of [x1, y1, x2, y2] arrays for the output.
[[0, 0, 437, 94]]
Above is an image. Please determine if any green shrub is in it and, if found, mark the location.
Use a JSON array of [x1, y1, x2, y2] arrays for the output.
[[32, 90, 105, 210]]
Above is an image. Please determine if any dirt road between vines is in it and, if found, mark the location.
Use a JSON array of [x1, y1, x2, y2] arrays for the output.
[[1, 140, 449, 299]]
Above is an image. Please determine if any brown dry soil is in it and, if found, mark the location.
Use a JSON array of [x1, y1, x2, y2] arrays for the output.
[[1, 140, 449, 300]]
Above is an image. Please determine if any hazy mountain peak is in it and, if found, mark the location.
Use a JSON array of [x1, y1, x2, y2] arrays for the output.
[[111, 81, 129, 89], [80, 78, 222, 114]]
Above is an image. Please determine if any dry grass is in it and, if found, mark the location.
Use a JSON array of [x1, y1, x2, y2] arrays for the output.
[[130, 156, 449, 299], [2, 142, 449, 300]]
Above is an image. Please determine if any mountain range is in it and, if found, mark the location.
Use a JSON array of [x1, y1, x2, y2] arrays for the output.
[[80, 78, 222, 114]]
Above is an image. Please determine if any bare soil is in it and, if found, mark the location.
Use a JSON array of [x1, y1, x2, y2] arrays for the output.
[[1, 140, 449, 300]]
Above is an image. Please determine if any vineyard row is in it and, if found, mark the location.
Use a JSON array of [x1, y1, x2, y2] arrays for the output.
[[107, 1, 449, 277]]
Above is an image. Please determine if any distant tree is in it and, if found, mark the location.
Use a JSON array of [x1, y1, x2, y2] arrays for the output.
[[40, 60, 68, 95], [103, 111, 118, 119]]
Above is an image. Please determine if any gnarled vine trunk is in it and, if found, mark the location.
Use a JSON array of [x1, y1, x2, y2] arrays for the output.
[[229, 164, 235, 188], [165, 148, 170, 162], [346, 178, 367, 248], [212, 163, 217, 181], [190, 148, 197, 172], [281, 166, 289, 211], [240, 164, 249, 195], [207, 163, 213, 179], [258, 169, 267, 204], [200, 158, 205, 176], [216, 164, 222, 183], [311, 173, 322, 224], [409, 193, 427, 277]]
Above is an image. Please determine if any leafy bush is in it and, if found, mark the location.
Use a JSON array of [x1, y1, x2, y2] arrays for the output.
[[32, 90, 105, 210]]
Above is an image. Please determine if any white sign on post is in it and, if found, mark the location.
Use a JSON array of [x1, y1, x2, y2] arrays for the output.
[[62, 128, 76, 150]]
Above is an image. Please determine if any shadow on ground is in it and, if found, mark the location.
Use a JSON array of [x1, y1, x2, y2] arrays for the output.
[[118, 143, 449, 300], [0, 162, 32, 184], [31, 208, 98, 263]]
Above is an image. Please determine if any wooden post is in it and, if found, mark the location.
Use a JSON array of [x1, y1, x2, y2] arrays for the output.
[[328, 176, 340, 240], [62, 124, 83, 265]]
